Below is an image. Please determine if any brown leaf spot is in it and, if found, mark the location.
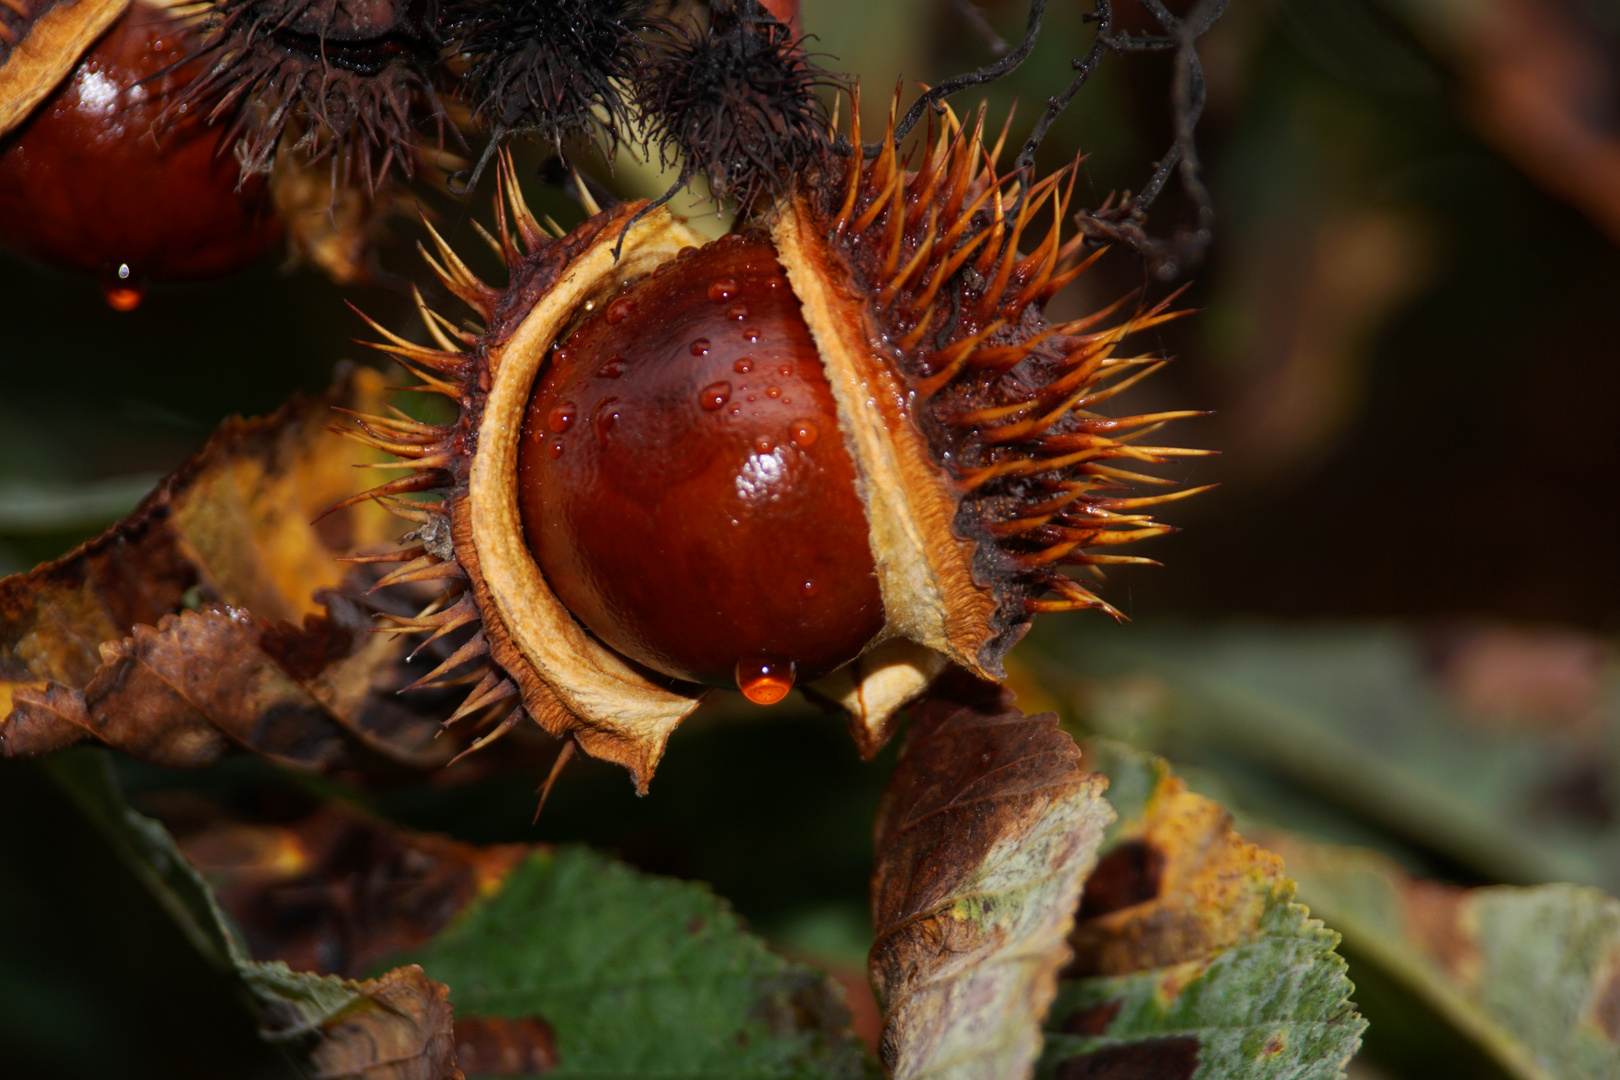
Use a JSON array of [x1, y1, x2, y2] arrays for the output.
[[1079, 841, 1165, 919], [1400, 879, 1480, 986], [1261, 1032, 1286, 1056], [175, 802, 529, 977], [453, 1015, 558, 1075], [1585, 951, 1620, 1042], [1053, 1035, 1201, 1080], [1060, 999, 1123, 1036], [1069, 770, 1282, 978], [1427, 624, 1611, 731]]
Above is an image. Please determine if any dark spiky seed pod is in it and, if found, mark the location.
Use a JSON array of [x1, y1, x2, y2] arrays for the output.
[[177, 0, 449, 194], [634, 0, 835, 211], [446, 0, 648, 178]]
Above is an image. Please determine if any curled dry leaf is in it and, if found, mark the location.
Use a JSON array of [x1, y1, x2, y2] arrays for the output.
[[294, 964, 462, 1080], [0, 365, 471, 771], [1038, 740, 1365, 1080], [869, 671, 1112, 1080], [1261, 830, 1620, 1080]]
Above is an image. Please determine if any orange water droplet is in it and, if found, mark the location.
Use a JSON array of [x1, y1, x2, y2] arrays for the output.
[[547, 402, 577, 433], [547, 440, 565, 458], [597, 357, 626, 378], [699, 381, 732, 410], [765, 385, 781, 399], [605, 296, 635, 324], [800, 579, 819, 598], [690, 338, 710, 356], [753, 435, 774, 453], [733, 357, 754, 374], [708, 278, 738, 302], [790, 420, 818, 448], [778, 364, 793, 376], [727, 302, 749, 321], [737, 656, 795, 705], [100, 263, 144, 311]]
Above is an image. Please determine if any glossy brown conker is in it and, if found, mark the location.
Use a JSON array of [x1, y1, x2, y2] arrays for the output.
[[516, 233, 885, 698], [0, 2, 280, 299]]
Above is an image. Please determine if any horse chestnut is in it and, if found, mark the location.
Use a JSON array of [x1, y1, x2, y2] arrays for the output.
[[339, 96, 1207, 787], [0, 1, 280, 300], [518, 234, 885, 699]]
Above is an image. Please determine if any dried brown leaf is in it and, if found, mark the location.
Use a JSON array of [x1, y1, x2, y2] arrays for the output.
[[295, 964, 462, 1080], [870, 671, 1112, 1080], [0, 366, 460, 770], [173, 801, 529, 978]]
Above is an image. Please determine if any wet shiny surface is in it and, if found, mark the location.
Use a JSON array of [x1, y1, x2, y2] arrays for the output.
[[518, 234, 884, 690]]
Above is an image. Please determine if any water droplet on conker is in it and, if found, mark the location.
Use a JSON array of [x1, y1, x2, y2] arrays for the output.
[[708, 278, 738, 302], [737, 656, 795, 705], [699, 382, 732, 410], [547, 402, 577, 433]]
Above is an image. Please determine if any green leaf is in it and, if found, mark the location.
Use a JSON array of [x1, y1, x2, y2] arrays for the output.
[[1263, 832, 1620, 1080], [1037, 740, 1366, 1080], [395, 844, 878, 1080], [1028, 622, 1620, 890]]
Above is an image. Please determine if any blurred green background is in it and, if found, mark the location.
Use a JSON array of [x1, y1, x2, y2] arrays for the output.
[[2, 1, 1618, 1078]]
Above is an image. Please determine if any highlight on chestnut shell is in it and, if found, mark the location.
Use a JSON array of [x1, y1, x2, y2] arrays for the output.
[[333, 83, 1209, 788]]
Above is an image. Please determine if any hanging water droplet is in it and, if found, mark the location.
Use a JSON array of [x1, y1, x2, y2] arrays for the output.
[[736, 655, 795, 705], [699, 381, 732, 411], [727, 302, 749, 321], [734, 357, 754, 374], [765, 386, 781, 399], [753, 436, 774, 453], [547, 440, 565, 458], [597, 357, 626, 378], [800, 579, 819, 598], [690, 338, 710, 356], [708, 278, 738, 302], [605, 296, 635, 324], [790, 420, 818, 448], [100, 262, 144, 311]]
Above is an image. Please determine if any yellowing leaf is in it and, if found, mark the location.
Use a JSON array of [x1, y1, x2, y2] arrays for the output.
[[1039, 740, 1365, 1080]]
